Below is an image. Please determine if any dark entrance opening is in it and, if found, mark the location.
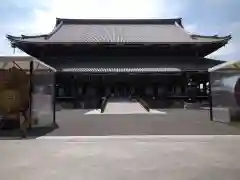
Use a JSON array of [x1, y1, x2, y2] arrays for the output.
[[55, 71, 210, 109]]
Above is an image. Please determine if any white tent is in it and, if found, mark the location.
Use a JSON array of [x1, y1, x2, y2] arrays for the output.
[[0, 56, 56, 72], [208, 60, 240, 123], [209, 60, 240, 72]]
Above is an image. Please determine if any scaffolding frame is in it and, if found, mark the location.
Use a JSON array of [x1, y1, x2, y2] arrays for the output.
[[0, 56, 57, 137]]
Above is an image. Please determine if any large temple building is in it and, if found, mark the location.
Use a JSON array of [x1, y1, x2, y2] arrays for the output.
[[7, 18, 231, 109]]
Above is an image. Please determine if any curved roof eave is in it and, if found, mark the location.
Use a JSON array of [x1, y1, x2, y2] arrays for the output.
[[6, 20, 64, 42], [6, 18, 232, 46], [5, 38, 231, 45], [191, 34, 232, 41]]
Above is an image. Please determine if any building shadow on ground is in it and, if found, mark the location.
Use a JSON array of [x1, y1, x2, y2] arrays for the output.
[[0, 123, 59, 140]]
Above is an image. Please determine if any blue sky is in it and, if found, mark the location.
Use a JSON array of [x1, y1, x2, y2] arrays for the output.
[[0, 0, 240, 61]]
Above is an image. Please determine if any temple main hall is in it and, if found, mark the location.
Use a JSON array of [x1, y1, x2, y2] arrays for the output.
[[7, 18, 231, 109]]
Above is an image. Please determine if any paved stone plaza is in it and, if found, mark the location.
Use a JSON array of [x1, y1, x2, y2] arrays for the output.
[[1, 136, 240, 180], [43, 109, 240, 136], [1, 108, 240, 138], [1, 108, 240, 180]]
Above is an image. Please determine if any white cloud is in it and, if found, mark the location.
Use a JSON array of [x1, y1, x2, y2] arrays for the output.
[[31, 0, 186, 33], [1, 0, 239, 61], [184, 24, 199, 34], [208, 43, 237, 59], [1, 0, 187, 55], [46, 0, 182, 19], [183, 20, 240, 61], [207, 22, 240, 60]]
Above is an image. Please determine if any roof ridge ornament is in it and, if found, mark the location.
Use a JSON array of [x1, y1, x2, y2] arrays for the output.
[[45, 21, 63, 40], [175, 18, 183, 28]]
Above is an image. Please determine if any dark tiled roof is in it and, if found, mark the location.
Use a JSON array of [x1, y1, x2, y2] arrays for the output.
[[61, 67, 181, 73], [48, 57, 222, 73], [7, 18, 231, 44]]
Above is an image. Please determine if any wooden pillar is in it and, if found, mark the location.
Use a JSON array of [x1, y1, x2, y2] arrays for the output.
[[29, 60, 33, 129], [203, 80, 207, 95], [99, 75, 103, 107], [181, 72, 186, 96], [73, 75, 77, 109], [186, 72, 192, 100], [154, 83, 157, 99], [208, 72, 213, 121], [52, 71, 56, 125]]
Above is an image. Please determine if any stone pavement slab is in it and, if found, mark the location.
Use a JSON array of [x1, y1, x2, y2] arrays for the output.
[[0, 136, 240, 180], [44, 109, 240, 136], [104, 99, 148, 114]]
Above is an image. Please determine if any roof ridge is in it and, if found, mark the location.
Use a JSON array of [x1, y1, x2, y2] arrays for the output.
[[55, 17, 183, 26]]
